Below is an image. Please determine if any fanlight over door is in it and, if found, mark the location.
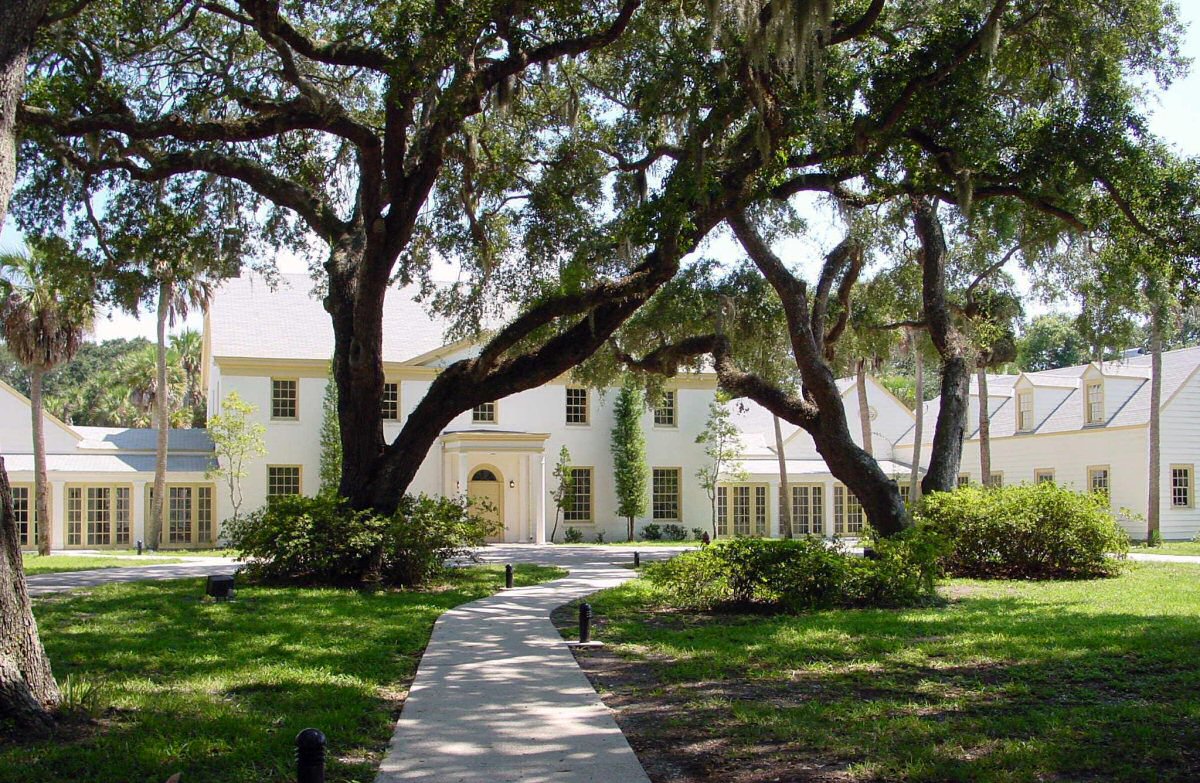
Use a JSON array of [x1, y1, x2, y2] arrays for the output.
[[467, 467, 504, 542]]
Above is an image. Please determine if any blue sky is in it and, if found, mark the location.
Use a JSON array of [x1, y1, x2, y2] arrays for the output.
[[3, 4, 1199, 341]]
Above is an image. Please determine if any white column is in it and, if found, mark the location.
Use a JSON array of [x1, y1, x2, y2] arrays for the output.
[[518, 456, 529, 541], [131, 480, 148, 547], [457, 452, 469, 497], [533, 452, 547, 544]]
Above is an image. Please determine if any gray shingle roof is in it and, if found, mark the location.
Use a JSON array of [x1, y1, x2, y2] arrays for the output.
[[895, 346, 1200, 445], [208, 273, 456, 364], [74, 427, 214, 452]]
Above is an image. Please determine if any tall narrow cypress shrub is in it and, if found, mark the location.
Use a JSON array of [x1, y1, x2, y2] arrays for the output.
[[611, 381, 648, 541], [319, 360, 341, 495]]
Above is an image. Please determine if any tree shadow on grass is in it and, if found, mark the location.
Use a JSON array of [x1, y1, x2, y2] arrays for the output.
[[576, 583, 1200, 783], [1, 575, 514, 783]]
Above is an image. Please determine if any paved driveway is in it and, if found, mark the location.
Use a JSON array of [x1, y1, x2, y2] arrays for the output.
[[25, 560, 242, 597]]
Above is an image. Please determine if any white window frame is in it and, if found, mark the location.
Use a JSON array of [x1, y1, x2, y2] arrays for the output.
[[651, 467, 682, 521], [653, 389, 677, 428], [472, 401, 498, 424], [271, 377, 299, 420], [267, 465, 303, 497], [1171, 464, 1193, 509], [1085, 381, 1104, 425], [565, 387, 590, 425], [1017, 391, 1034, 431]]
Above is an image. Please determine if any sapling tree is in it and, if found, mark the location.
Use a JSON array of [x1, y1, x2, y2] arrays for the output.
[[695, 392, 746, 539], [206, 391, 267, 528], [549, 445, 575, 544]]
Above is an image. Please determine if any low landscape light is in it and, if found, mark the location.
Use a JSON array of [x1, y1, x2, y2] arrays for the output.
[[206, 574, 235, 600]]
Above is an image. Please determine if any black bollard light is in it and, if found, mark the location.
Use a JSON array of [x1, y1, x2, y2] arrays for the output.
[[634, 551, 640, 567], [136, 539, 143, 556], [505, 563, 514, 589], [295, 728, 326, 783], [578, 602, 592, 644]]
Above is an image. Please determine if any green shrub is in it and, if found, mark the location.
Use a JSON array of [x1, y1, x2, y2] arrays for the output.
[[916, 482, 1129, 579], [563, 526, 584, 543], [645, 533, 940, 612], [690, 527, 704, 541], [661, 523, 688, 541], [640, 523, 663, 540], [225, 493, 497, 587]]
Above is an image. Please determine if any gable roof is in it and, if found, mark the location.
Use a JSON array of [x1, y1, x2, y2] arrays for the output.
[[896, 345, 1200, 445], [207, 273, 457, 364]]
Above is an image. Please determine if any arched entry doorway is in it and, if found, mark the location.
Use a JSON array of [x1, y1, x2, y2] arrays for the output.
[[467, 466, 504, 543]]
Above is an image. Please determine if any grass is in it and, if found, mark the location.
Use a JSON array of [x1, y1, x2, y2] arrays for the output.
[[554, 540, 701, 546], [22, 555, 183, 574], [1, 563, 565, 783], [1130, 540, 1200, 556], [569, 562, 1200, 782]]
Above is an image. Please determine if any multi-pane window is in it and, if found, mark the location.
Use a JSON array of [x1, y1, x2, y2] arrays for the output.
[[271, 378, 298, 419], [1088, 466, 1110, 499], [565, 387, 589, 425], [652, 468, 681, 520], [1018, 391, 1034, 431], [1035, 469, 1055, 484], [898, 482, 911, 505], [564, 467, 593, 523], [988, 473, 1004, 488], [472, 401, 497, 423], [381, 382, 400, 421], [653, 390, 677, 427], [716, 486, 728, 537], [791, 485, 824, 535], [1171, 465, 1193, 508], [833, 485, 864, 535], [268, 466, 302, 497], [10, 485, 37, 548], [150, 485, 216, 544], [1085, 382, 1104, 424], [720, 484, 768, 537], [957, 474, 971, 488], [66, 485, 130, 547]]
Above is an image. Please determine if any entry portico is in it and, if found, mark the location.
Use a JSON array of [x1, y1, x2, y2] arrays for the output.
[[440, 430, 550, 543]]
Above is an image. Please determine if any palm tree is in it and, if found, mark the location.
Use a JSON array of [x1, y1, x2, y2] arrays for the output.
[[146, 269, 216, 549], [171, 328, 205, 425], [0, 245, 93, 556]]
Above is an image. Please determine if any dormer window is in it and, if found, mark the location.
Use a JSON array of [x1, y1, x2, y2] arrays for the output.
[[1017, 391, 1034, 431], [1085, 381, 1104, 424]]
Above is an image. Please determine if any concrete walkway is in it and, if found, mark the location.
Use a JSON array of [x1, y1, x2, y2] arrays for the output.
[[376, 545, 687, 783], [1128, 552, 1200, 564], [25, 559, 242, 597]]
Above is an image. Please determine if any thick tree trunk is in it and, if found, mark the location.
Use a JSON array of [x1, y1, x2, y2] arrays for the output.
[[856, 360, 873, 456], [30, 368, 50, 556], [0, 456, 59, 733], [977, 365, 991, 486], [912, 198, 970, 496], [1148, 311, 1162, 544], [907, 328, 924, 503], [773, 415, 791, 537], [149, 281, 170, 550], [0, 0, 51, 225]]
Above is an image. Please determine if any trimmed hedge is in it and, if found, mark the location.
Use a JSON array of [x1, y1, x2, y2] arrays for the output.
[[224, 493, 498, 586], [916, 482, 1129, 579], [644, 532, 942, 612]]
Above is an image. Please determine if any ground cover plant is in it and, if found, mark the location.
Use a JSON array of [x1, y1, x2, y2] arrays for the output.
[[0, 564, 565, 783], [21, 555, 182, 575], [917, 482, 1129, 578], [561, 562, 1200, 783]]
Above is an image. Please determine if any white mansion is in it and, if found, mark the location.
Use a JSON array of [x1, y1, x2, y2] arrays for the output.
[[3, 273, 1198, 549]]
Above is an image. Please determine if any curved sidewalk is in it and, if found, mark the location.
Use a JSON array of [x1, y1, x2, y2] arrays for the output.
[[376, 546, 682, 783]]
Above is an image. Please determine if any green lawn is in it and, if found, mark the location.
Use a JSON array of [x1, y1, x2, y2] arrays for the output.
[[1130, 540, 1200, 556], [554, 540, 701, 547], [567, 562, 1200, 783], [3, 564, 565, 783], [22, 555, 183, 575]]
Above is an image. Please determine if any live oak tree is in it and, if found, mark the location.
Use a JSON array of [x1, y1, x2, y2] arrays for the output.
[[618, 0, 1200, 536], [11, 0, 818, 519]]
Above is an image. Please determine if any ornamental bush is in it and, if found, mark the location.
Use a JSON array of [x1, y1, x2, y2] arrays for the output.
[[645, 532, 941, 612], [563, 526, 584, 543], [661, 523, 688, 541], [225, 493, 497, 587], [915, 482, 1129, 579], [640, 523, 663, 540]]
